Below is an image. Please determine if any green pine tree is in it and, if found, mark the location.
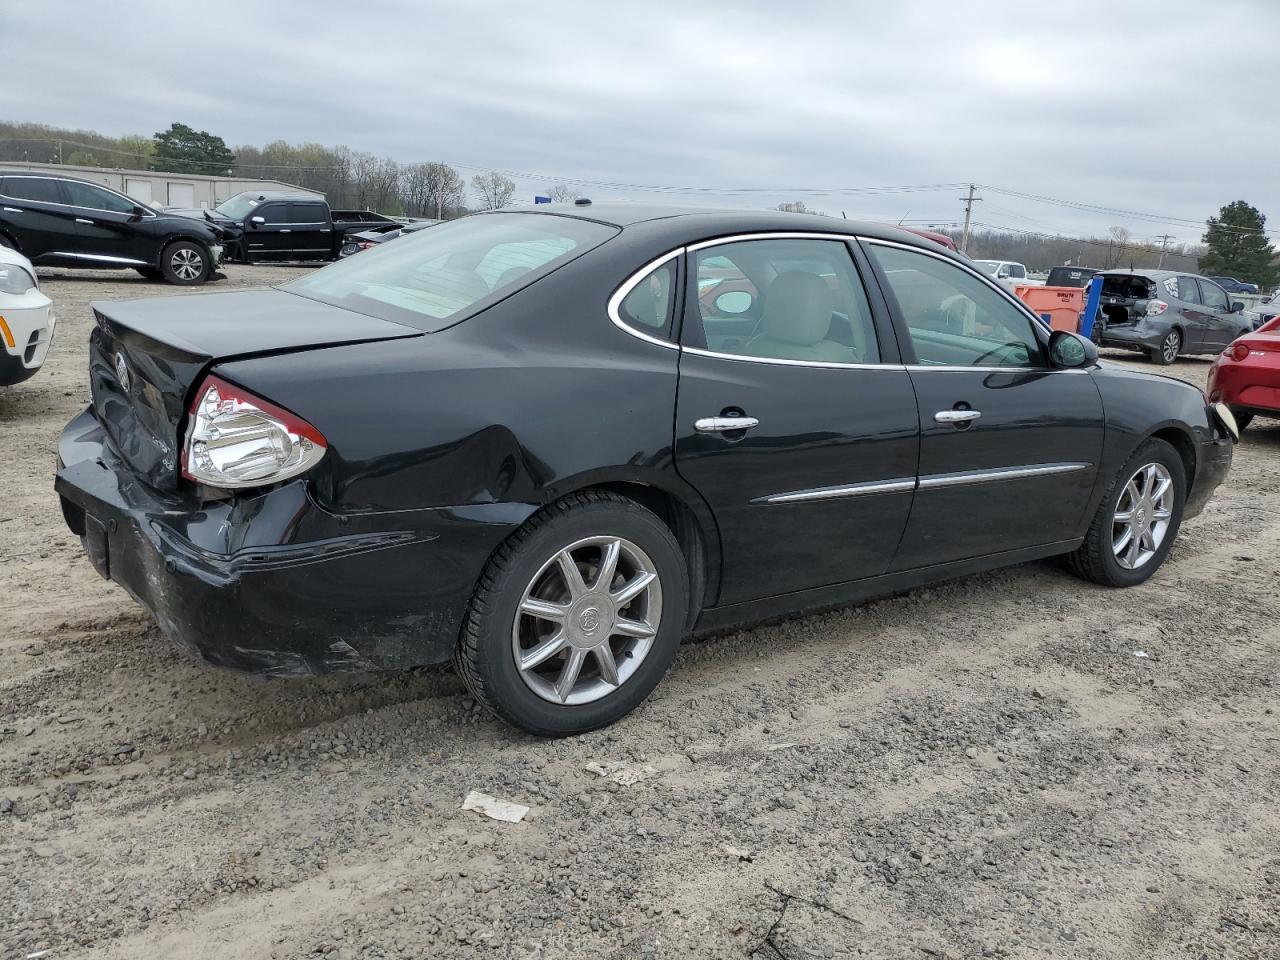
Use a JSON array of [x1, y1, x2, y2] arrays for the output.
[[1199, 201, 1279, 287], [150, 122, 236, 175]]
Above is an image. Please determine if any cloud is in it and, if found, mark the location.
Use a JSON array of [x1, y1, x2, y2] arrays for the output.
[[4, 0, 1278, 243]]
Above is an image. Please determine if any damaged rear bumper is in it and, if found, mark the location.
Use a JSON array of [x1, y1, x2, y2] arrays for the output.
[[54, 407, 526, 676]]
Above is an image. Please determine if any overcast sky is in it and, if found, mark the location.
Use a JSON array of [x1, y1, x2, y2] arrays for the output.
[[6, 0, 1278, 245]]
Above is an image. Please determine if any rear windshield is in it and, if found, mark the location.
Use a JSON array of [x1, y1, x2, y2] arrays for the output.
[[283, 213, 618, 331], [1046, 267, 1097, 287]]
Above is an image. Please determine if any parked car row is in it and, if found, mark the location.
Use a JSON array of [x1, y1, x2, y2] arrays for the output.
[[0, 171, 226, 284], [53, 205, 1237, 734]]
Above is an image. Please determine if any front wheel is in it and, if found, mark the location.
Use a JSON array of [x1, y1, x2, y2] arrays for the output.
[[1150, 329, 1181, 365], [1064, 438, 1186, 587], [456, 491, 689, 736], [160, 240, 211, 285]]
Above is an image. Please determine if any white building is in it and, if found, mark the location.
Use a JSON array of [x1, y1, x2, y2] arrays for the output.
[[0, 160, 323, 209]]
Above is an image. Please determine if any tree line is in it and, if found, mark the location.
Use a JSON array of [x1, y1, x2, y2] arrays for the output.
[[3, 120, 1277, 283]]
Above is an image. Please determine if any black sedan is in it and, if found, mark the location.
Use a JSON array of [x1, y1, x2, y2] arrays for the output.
[[55, 206, 1237, 735]]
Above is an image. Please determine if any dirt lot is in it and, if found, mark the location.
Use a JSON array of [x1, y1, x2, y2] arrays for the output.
[[2, 264, 1278, 960]]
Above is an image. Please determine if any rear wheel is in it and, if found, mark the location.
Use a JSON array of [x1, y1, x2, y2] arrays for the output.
[[1065, 438, 1186, 587], [160, 240, 211, 285], [1150, 329, 1181, 365], [456, 491, 688, 736]]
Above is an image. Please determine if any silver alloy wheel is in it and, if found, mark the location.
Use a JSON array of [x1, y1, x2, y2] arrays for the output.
[[512, 535, 662, 705], [1113, 462, 1174, 570], [170, 247, 204, 281], [1162, 331, 1180, 364]]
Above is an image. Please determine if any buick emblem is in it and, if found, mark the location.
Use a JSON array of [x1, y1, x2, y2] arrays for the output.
[[579, 607, 601, 634], [114, 352, 131, 391]]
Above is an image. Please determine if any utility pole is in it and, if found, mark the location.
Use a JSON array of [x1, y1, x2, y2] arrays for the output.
[[1155, 233, 1174, 269], [959, 184, 981, 254]]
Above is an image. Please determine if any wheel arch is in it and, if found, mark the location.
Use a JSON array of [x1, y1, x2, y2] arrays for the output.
[[155, 232, 216, 269], [555, 475, 722, 629], [1147, 423, 1197, 491]]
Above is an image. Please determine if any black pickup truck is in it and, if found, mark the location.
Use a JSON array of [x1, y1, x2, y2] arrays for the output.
[[172, 192, 397, 264]]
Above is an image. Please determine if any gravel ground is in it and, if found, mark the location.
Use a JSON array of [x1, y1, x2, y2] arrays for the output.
[[2, 264, 1278, 960]]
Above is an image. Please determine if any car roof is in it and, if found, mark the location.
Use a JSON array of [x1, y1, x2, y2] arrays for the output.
[[1100, 268, 1178, 279], [234, 191, 325, 202], [0, 169, 123, 188], [494, 203, 962, 250]]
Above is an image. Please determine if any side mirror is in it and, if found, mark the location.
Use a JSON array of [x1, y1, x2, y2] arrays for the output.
[[250, 216, 265, 227], [1230, 300, 1245, 313], [1048, 329, 1097, 369]]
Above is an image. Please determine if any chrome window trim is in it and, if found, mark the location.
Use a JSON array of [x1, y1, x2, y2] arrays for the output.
[[917, 462, 1090, 490], [753, 478, 916, 505], [904, 363, 1091, 375], [606, 247, 684, 350], [683, 346, 898, 371], [687, 230, 863, 252]]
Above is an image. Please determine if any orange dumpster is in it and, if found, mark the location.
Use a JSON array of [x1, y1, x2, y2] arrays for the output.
[[1014, 285, 1084, 332]]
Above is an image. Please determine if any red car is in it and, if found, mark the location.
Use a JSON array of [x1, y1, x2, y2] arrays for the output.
[[1207, 314, 1280, 431]]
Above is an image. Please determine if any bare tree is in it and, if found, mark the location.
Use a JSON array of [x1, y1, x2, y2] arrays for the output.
[[1104, 226, 1131, 269], [547, 183, 581, 203], [402, 162, 466, 218], [776, 201, 810, 214], [472, 171, 516, 210]]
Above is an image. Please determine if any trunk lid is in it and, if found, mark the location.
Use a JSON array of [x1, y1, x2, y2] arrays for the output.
[[89, 288, 422, 491]]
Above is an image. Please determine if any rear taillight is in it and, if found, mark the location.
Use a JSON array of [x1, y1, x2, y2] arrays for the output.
[[181, 375, 326, 489], [1146, 300, 1169, 316], [1230, 342, 1251, 362]]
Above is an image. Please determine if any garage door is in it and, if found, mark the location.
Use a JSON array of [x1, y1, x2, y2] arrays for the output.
[[167, 183, 195, 207], [125, 179, 153, 204]]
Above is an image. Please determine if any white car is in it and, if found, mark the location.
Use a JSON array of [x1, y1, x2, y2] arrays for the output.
[[974, 259, 1044, 291], [0, 244, 54, 386]]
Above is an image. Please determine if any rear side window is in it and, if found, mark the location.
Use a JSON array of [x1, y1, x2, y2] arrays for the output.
[[2, 176, 64, 204], [288, 203, 326, 224], [1175, 277, 1201, 303], [618, 261, 675, 334], [284, 213, 617, 331], [688, 238, 880, 364]]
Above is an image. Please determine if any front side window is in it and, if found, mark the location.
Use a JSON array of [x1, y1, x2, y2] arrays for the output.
[[284, 213, 617, 331], [688, 238, 879, 364], [62, 180, 136, 214], [869, 244, 1044, 368], [1008, 264, 1026, 279], [618, 261, 675, 334], [2, 176, 64, 204], [1198, 279, 1229, 310]]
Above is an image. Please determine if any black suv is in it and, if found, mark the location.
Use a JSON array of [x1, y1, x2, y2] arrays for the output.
[[0, 172, 227, 284]]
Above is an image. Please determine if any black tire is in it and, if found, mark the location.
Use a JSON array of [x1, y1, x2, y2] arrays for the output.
[[1231, 410, 1253, 433], [1064, 437, 1186, 587], [1150, 329, 1181, 365], [456, 491, 689, 737], [159, 240, 211, 285], [0, 232, 16, 251], [135, 266, 163, 281]]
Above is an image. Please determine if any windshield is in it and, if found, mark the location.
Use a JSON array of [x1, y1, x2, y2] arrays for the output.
[[974, 260, 1001, 275], [283, 213, 618, 331], [215, 193, 262, 219]]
